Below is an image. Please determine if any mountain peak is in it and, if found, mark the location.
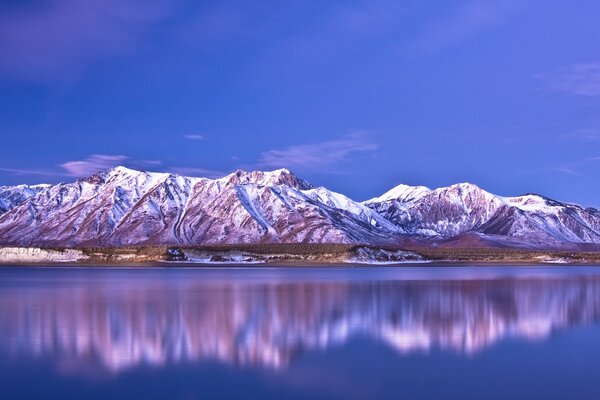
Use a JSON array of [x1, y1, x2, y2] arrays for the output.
[[77, 165, 140, 185], [446, 182, 482, 190], [222, 168, 313, 190], [108, 165, 139, 175], [365, 184, 431, 204], [74, 166, 314, 190], [439, 182, 491, 197], [1, 168, 600, 247]]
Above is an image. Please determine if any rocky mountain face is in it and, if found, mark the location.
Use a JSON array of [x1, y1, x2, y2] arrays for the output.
[[0, 167, 399, 246], [363, 183, 600, 246], [0, 166, 598, 247], [0, 184, 49, 214]]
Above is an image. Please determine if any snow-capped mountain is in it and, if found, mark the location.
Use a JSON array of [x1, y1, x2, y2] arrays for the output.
[[0, 184, 49, 214], [0, 167, 400, 246], [364, 182, 600, 245], [0, 167, 599, 247]]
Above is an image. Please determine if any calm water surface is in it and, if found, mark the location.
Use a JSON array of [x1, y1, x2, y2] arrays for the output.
[[1, 265, 600, 399]]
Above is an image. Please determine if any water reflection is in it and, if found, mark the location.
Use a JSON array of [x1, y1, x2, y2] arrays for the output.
[[1, 268, 600, 373]]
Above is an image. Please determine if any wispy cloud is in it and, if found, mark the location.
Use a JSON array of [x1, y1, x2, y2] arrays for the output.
[[0, 0, 172, 81], [183, 134, 205, 140], [0, 168, 64, 178], [168, 167, 225, 179], [257, 133, 378, 172], [60, 155, 162, 177], [411, 0, 524, 52], [520, 156, 600, 178], [560, 129, 600, 141], [60, 155, 129, 177], [544, 166, 583, 177], [535, 62, 600, 97], [2, 155, 226, 181]]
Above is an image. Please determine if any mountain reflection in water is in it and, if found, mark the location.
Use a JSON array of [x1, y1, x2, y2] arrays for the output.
[[1, 267, 600, 374]]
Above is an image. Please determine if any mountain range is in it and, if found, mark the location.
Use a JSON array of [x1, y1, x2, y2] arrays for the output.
[[0, 166, 599, 248]]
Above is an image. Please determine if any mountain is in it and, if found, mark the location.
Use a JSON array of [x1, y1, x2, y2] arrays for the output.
[[363, 182, 600, 246], [0, 184, 49, 214], [0, 167, 399, 246], [0, 167, 599, 248]]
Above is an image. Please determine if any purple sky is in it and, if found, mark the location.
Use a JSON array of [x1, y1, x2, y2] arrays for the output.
[[1, 0, 600, 205]]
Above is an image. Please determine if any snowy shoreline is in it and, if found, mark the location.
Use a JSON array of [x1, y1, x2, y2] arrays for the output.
[[1, 246, 599, 266]]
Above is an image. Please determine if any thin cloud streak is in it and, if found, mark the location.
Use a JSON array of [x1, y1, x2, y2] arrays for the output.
[[183, 134, 205, 140], [518, 156, 600, 178], [60, 155, 129, 177], [0, 167, 65, 178], [545, 166, 582, 177], [257, 133, 378, 173], [60, 155, 163, 177], [1, 157, 223, 182], [168, 167, 226, 179], [560, 129, 600, 141], [536, 62, 600, 97]]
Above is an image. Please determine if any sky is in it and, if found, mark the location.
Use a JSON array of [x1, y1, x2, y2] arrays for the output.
[[1, 0, 600, 206]]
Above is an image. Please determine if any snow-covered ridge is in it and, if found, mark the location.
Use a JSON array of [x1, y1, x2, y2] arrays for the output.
[[364, 181, 600, 244], [0, 183, 50, 213], [303, 186, 401, 232], [0, 167, 599, 247], [365, 183, 431, 204], [0, 166, 395, 246], [365, 182, 576, 214]]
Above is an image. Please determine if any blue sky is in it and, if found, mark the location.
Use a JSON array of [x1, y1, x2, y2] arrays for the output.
[[1, 0, 600, 205]]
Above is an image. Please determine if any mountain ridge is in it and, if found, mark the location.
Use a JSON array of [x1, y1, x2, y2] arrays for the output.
[[0, 166, 598, 248]]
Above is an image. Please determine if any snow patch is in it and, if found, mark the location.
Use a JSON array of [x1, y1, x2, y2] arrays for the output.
[[348, 247, 425, 264], [0, 247, 88, 263]]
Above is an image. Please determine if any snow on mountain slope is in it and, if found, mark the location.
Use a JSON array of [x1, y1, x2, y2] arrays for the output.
[[479, 195, 600, 244], [364, 182, 600, 244], [366, 184, 431, 205], [0, 167, 397, 246], [0, 184, 50, 214], [1, 168, 599, 247], [364, 183, 505, 238], [303, 187, 401, 232]]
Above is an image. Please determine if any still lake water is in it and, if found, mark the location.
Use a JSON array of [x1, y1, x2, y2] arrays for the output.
[[1, 266, 600, 399]]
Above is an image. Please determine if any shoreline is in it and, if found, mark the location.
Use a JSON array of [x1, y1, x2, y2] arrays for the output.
[[3, 259, 600, 268], [2, 244, 600, 266]]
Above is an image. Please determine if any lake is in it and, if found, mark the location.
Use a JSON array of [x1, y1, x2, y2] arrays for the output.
[[1, 265, 600, 399]]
